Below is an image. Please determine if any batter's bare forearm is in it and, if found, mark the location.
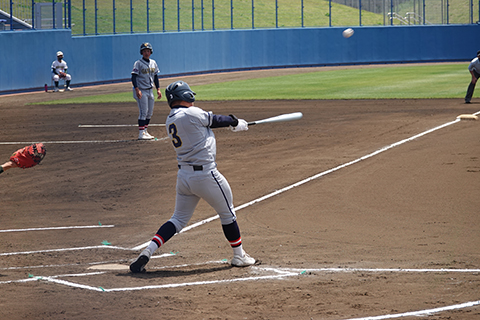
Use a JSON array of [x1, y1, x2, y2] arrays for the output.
[[1, 161, 17, 174]]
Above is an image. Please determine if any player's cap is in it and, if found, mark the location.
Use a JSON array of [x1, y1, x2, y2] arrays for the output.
[[477, 50, 480, 56], [56, 51, 64, 56]]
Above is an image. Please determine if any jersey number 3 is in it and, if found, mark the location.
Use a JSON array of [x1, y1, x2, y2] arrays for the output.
[[168, 123, 182, 148]]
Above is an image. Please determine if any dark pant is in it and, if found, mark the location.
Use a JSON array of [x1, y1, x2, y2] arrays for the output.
[[465, 70, 480, 102]]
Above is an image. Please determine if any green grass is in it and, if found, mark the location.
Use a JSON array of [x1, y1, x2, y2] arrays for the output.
[[34, 63, 471, 105]]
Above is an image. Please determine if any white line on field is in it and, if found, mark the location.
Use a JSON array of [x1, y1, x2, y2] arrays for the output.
[[343, 300, 480, 320], [78, 124, 165, 127], [131, 115, 467, 251], [4, 265, 480, 292], [2, 261, 480, 318], [277, 267, 480, 273], [0, 225, 115, 233], [0, 253, 175, 270], [0, 137, 169, 145], [0, 245, 130, 256]]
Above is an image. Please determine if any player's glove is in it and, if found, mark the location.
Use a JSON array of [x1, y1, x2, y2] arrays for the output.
[[230, 119, 248, 132], [9, 143, 46, 169]]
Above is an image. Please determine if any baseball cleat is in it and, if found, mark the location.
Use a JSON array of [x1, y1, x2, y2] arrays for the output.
[[66, 87, 73, 91], [130, 249, 151, 273], [143, 130, 154, 139], [138, 131, 154, 140], [231, 251, 256, 267]]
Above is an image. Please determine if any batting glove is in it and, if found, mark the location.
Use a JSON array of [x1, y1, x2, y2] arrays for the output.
[[231, 119, 248, 132]]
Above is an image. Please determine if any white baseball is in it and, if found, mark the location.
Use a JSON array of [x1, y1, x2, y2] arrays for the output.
[[342, 28, 354, 38]]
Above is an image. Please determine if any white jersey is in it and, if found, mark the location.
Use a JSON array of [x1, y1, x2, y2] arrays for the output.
[[468, 57, 480, 73], [51, 59, 68, 74], [165, 106, 217, 167], [131, 58, 160, 90]]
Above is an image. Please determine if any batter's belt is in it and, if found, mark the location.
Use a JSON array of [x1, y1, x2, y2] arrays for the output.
[[178, 163, 217, 171]]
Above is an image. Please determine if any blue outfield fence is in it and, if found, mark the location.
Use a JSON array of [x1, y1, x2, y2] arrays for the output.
[[0, 0, 479, 35]]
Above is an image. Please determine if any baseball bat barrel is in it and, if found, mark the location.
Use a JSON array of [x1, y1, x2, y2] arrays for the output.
[[248, 112, 303, 125]]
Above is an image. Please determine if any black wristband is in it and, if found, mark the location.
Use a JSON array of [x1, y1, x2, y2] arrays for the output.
[[229, 114, 239, 127], [0, 166, 4, 174]]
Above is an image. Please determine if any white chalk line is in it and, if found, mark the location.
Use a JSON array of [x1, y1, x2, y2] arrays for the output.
[[343, 301, 480, 320], [0, 136, 169, 145], [0, 245, 130, 256], [0, 224, 115, 233], [2, 262, 480, 318], [78, 124, 165, 127], [0, 253, 175, 274], [132, 116, 465, 251]]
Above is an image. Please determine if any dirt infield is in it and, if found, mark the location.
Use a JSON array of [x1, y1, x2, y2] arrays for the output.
[[1, 68, 479, 320]]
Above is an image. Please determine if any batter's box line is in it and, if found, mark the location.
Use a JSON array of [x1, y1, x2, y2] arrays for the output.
[[1, 266, 300, 292], [3, 270, 480, 320]]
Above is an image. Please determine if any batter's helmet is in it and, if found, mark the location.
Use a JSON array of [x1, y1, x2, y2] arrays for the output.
[[165, 81, 196, 107], [140, 42, 153, 54]]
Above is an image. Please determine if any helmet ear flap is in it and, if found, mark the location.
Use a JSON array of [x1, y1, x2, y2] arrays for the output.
[[182, 91, 196, 102]]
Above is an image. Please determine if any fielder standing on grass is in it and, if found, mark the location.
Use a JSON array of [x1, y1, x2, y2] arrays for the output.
[[130, 80, 256, 273], [131, 42, 162, 140], [464, 50, 480, 104]]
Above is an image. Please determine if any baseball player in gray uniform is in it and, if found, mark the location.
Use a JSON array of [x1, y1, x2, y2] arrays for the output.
[[51, 51, 72, 92], [130, 80, 255, 273], [131, 42, 162, 140], [465, 50, 480, 104]]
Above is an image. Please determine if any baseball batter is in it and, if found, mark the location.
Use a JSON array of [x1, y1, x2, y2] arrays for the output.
[[131, 42, 162, 140], [130, 80, 255, 273], [51, 51, 72, 92], [465, 50, 480, 104]]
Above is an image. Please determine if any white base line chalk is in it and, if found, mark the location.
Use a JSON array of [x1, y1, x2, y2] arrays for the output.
[[0, 137, 169, 145], [78, 124, 165, 127], [0, 245, 130, 256], [0, 225, 115, 233]]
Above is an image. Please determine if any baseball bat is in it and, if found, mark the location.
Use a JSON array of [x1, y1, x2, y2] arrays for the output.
[[247, 112, 303, 125]]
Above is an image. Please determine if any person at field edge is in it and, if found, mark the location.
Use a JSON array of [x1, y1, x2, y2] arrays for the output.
[[131, 42, 162, 140], [464, 50, 480, 104], [129, 80, 256, 273], [51, 51, 72, 92]]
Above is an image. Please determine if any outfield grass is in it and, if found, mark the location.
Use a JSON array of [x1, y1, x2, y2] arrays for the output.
[[35, 63, 471, 105]]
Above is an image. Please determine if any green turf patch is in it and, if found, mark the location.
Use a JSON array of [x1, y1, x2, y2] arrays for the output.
[[33, 63, 470, 105]]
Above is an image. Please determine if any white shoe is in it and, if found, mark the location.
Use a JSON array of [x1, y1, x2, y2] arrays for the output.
[[54, 87, 59, 92], [138, 130, 154, 140], [231, 250, 256, 267], [66, 87, 73, 91], [143, 130, 154, 139]]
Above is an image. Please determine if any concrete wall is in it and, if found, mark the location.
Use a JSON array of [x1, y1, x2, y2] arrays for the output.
[[0, 24, 479, 93]]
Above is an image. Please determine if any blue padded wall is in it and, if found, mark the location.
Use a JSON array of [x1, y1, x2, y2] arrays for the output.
[[0, 24, 479, 93]]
